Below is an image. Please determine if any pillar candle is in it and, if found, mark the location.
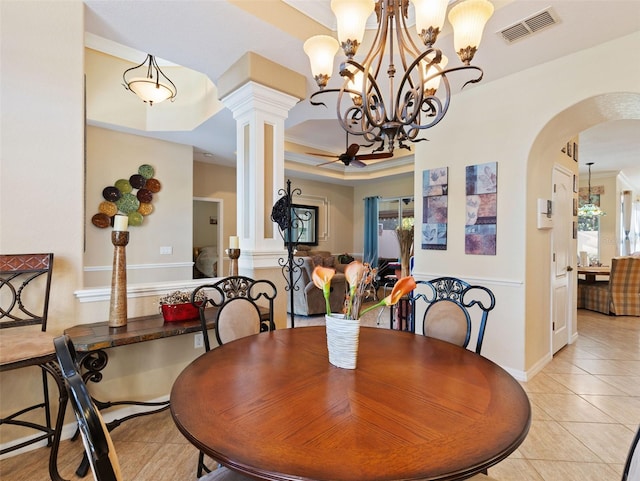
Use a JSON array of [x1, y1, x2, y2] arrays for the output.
[[114, 215, 128, 231], [229, 236, 239, 249]]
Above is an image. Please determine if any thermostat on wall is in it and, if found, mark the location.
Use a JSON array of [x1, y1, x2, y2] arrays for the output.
[[537, 198, 553, 229]]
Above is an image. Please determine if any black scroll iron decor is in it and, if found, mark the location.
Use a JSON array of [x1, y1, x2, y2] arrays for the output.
[[271, 179, 313, 328]]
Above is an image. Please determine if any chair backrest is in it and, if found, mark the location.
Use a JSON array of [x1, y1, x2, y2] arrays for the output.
[[609, 257, 640, 316], [0, 253, 54, 330], [411, 277, 496, 354], [54, 335, 122, 481], [192, 276, 277, 350], [623, 425, 640, 481]]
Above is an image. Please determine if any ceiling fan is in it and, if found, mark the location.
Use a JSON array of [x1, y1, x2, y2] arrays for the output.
[[308, 136, 394, 168]]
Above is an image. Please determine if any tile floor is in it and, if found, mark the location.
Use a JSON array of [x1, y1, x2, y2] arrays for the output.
[[0, 309, 638, 481]]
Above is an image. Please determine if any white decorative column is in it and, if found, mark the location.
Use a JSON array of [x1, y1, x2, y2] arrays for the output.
[[222, 81, 299, 273]]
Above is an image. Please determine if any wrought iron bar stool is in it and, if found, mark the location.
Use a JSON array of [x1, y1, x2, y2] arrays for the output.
[[0, 253, 68, 481]]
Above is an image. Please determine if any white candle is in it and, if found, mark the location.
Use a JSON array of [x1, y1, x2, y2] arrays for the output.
[[229, 236, 239, 249], [114, 215, 128, 231]]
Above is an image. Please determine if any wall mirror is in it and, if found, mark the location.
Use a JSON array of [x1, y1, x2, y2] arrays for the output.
[[286, 204, 318, 246]]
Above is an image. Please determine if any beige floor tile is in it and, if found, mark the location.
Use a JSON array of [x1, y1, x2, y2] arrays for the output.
[[519, 372, 573, 395], [487, 458, 544, 480], [526, 393, 616, 423], [544, 372, 627, 396], [538, 358, 588, 375], [516, 420, 602, 462], [559, 422, 636, 464], [528, 459, 620, 481], [529, 400, 554, 421], [138, 443, 201, 479], [554, 344, 605, 361], [596, 375, 640, 396], [580, 394, 640, 425], [572, 359, 640, 376]]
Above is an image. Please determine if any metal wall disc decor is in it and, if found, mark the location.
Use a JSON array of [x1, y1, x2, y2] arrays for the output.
[[92, 164, 161, 228]]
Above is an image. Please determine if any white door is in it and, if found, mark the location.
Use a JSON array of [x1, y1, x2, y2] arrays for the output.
[[551, 166, 574, 354]]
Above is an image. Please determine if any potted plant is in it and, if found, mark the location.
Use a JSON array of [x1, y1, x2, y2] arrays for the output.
[[159, 290, 206, 322], [312, 262, 416, 369]]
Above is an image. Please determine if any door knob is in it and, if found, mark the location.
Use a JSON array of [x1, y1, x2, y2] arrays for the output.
[[567, 265, 573, 271]]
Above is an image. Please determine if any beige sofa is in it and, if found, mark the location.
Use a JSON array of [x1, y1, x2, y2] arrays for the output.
[[287, 248, 352, 316]]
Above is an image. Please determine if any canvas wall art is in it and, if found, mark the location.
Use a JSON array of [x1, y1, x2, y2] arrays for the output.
[[422, 167, 448, 250], [465, 162, 498, 255]]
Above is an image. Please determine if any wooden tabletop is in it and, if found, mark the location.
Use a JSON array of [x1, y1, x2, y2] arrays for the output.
[[577, 266, 610, 274], [577, 266, 610, 283], [170, 326, 531, 481]]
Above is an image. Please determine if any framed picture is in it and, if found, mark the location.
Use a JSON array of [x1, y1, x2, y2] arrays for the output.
[[566, 142, 572, 158], [573, 221, 578, 239], [573, 142, 578, 162], [573, 198, 578, 216], [285, 204, 318, 246], [573, 174, 578, 193]]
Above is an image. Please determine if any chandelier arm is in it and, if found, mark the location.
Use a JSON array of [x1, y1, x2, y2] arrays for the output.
[[150, 56, 177, 97], [122, 54, 154, 89], [340, 60, 388, 133], [395, 0, 425, 91]]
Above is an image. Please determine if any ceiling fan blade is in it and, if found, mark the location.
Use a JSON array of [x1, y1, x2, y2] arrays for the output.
[[356, 152, 394, 161], [317, 159, 341, 167], [345, 144, 360, 158], [306, 152, 339, 159], [350, 159, 367, 168]]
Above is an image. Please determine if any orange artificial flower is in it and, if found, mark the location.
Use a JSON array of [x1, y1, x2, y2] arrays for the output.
[[344, 261, 366, 318], [384, 276, 417, 306], [359, 275, 417, 317], [312, 266, 336, 315]]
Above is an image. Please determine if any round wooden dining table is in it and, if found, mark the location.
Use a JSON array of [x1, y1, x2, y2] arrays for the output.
[[170, 326, 531, 481]]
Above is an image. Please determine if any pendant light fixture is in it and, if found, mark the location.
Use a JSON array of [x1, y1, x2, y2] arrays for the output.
[[122, 54, 177, 106], [578, 162, 606, 217], [303, 0, 494, 153]]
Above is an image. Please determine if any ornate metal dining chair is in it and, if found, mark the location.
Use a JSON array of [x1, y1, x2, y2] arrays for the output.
[[191, 276, 277, 351], [191, 275, 277, 475], [410, 276, 496, 355], [53, 334, 252, 481], [0, 253, 68, 481]]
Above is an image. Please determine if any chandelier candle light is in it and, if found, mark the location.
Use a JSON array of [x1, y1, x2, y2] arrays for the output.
[[122, 54, 177, 106], [304, 0, 494, 153]]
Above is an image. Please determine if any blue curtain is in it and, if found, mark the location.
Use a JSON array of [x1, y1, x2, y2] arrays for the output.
[[363, 196, 379, 268]]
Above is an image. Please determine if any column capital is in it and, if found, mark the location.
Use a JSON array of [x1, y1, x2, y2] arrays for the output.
[[221, 81, 299, 120]]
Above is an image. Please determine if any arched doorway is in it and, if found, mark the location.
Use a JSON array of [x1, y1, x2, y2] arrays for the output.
[[526, 92, 640, 355]]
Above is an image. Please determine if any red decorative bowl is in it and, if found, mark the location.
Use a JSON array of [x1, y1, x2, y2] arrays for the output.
[[161, 303, 200, 322]]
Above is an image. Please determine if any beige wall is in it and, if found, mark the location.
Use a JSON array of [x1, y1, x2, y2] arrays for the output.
[[1, 0, 85, 443], [84, 127, 194, 286], [352, 175, 415, 255], [285, 177, 356, 255], [410, 31, 640, 375]]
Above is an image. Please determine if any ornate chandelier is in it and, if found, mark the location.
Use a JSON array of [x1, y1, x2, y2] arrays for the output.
[[578, 162, 606, 217], [122, 54, 177, 106], [304, 0, 494, 153]]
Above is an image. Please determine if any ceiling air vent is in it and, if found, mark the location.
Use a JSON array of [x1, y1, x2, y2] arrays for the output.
[[499, 7, 558, 44]]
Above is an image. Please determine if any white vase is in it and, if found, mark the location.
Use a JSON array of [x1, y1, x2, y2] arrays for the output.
[[325, 314, 360, 369]]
